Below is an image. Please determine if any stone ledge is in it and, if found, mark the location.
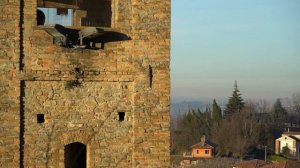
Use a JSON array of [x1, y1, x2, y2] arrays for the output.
[[20, 70, 135, 82]]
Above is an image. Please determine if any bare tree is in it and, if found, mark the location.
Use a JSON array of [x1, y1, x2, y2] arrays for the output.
[[171, 108, 213, 154], [292, 93, 300, 127], [211, 104, 260, 159]]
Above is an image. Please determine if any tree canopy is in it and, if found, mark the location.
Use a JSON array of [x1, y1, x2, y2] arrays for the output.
[[272, 98, 287, 126], [224, 81, 245, 117], [212, 99, 222, 123]]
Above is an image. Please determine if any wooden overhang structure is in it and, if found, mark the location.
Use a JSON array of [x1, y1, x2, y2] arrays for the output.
[[37, 0, 80, 9]]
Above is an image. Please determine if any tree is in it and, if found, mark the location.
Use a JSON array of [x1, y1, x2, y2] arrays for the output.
[[171, 108, 213, 154], [282, 146, 291, 157], [257, 99, 271, 114], [292, 93, 300, 113], [192, 108, 212, 136], [224, 81, 245, 117], [211, 104, 260, 159], [272, 98, 288, 126], [292, 93, 300, 127], [212, 99, 222, 123]]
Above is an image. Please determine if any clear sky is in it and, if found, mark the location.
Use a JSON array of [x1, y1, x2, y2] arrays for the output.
[[171, 0, 300, 102]]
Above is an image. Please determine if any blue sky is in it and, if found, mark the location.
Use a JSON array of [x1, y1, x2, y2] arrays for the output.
[[171, 0, 300, 102]]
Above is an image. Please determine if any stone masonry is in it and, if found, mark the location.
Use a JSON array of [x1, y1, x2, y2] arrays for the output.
[[0, 0, 170, 167]]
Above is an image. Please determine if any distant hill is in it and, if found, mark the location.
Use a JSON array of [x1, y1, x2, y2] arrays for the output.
[[171, 101, 208, 117]]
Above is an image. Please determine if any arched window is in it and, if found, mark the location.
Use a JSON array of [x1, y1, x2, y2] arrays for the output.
[[64, 142, 86, 168]]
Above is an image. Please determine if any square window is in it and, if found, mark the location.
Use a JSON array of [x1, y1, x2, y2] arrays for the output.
[[118, 112, 125, 122], [37, 114, 45, 123]]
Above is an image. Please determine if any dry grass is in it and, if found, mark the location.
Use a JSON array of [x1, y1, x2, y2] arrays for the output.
[[171, 157, 235, 168]]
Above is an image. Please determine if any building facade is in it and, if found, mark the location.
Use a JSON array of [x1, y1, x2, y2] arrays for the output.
[[275, 131, 300, 157], [182, 136, 215, 159], [0, 0, 170, 167], [190, 136, 214, 159]]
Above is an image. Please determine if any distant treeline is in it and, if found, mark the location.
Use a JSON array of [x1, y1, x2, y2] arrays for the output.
[[171, 81, 300, 159]]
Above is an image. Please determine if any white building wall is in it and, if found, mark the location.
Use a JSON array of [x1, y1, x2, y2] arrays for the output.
[[279, 136, 296, 154]]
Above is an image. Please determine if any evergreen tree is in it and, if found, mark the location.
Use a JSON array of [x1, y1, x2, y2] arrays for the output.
[[176, 109, 213, 151], [212, 99, 222, 122], [272, 98, 287, 126], [224, 81, 245, 117]]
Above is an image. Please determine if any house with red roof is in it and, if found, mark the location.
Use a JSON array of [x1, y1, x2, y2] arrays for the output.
[[190, 135, 215, 158], [183, 135, 215, 159], [180, 136, 215, 166]]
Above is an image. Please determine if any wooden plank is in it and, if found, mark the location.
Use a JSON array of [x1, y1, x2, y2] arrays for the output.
[[37, 0, 79, 9]]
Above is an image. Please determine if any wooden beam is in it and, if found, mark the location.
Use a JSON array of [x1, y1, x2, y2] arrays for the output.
[[37, 0, 79, 9]]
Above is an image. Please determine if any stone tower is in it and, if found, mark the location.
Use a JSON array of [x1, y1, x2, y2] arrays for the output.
[[0, 0, 170, 167]]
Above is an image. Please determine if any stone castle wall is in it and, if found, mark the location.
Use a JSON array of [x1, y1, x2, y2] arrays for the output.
[[25, 81, 134, 167], [0, 0, 170, 167], [0, 1, 21, 167]]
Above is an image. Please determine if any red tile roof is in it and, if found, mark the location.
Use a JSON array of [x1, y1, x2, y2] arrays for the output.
[[190, 140, 215, 149]]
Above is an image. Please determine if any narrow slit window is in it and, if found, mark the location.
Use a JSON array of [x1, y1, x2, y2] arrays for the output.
[[118, 112, 125, 122], [149, 65, 153, 88], [37, 114, 45, 123]]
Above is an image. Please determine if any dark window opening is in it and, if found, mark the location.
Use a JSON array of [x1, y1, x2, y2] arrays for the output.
[[37, 114, 45, 123], [205, 149, 209, 154], [75, 67, 83, 76], [74, 67, 83, 80], [37, 0, 112, 27], [57, 8, 68, 15], [37, 9, 46, 25], [36, 1, 132, 49], [65, 142, 86, 168], [80, 0, 112, 27], [75, 67, 80, 73], [118, 112, 125, 122], [149, 65, 153, 88]]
